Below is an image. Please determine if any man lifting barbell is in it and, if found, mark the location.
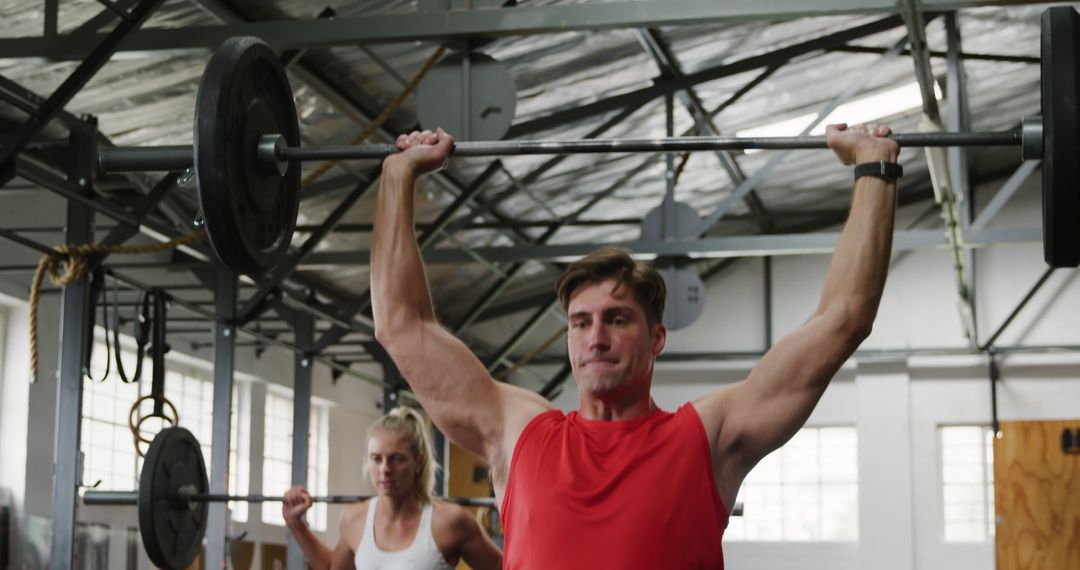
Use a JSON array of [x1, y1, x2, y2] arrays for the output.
[[369, 122, 899, 568], [281, 407, 502, 569]]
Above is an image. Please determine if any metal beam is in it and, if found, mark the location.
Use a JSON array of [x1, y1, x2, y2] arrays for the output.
[[304, 227, 1041, 265], [0, 0, 167, 182], [485, 299, 559, 372], [507, 15, 905, 139], [71, 0, 143, 35], [830, 44, 1040, 64], [44, 0, 59, 36], [93, 172, 183, 258], [185, 0, 552, 348], [0, 1, 1045, 59], [539, 362, 574, 400], [47, 181, 94, 569], [294, 218, 644, 233], [0, 227, 62, 258], [287, 311, 314, 570], [14, 153, 213, 263], [104, 267, 389, 388], [979, 267, 1056, 350], [635, 28, 774, 231], [515, 342, 1080, 366], [899, 1, 941, 119], [310, 103, 645, 349], [450, 156, 659, 333], [0, 260, 209, 273], [0, 70, 90, 133], [238, 177, 379, 323], [945, 12, 978, 348], [970, 160, 1040, 230], [694, 35, 908, 235], [475, 289, 561, 323], [204, 269, 236, 570], [309, 161, 503, 352]]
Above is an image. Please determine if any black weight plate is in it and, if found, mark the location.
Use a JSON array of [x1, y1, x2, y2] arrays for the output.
[[1041, 7, 1080, 267], [195, 37, 301, 276], [138, 427, 209, 570]]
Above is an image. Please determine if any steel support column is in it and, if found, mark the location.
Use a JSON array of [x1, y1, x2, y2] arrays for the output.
[[47, 179, 94, 570], [204, 269, 237, 570], [44, 0, 59, 36], [287, 311, 314, 570]]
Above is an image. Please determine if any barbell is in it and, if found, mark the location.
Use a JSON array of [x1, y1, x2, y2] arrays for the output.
[[82, 427, 496, 569], [92, 8, 1079, 276]]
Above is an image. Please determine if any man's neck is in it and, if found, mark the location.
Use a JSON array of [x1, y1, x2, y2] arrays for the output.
[[578, 394, 657, 420]]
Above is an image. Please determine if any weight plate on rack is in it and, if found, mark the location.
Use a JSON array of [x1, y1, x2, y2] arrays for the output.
[[195, 36, 301, 275], [1041, 7, 1080, 267], [138, 427, 209, 570]]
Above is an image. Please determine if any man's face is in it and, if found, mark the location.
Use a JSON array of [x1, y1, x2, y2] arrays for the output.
[[367, 430, 419, 499], [566, 279, 666, 400]]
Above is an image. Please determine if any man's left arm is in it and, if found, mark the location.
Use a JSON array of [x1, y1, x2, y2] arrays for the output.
[[694, 123, 900, 502]]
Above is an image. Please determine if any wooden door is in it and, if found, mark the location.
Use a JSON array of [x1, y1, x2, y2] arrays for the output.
[[994, 419, 1080, 569]]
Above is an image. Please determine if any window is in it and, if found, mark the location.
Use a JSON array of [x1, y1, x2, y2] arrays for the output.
[[80, 338, 249, 518], [0, 308, 6, 382], [230, 383, 252, 522], [80, 366, 143, 491], [725, 426, 859, 542], [940, 425, 995, 542], [261, 389, 331, 530]]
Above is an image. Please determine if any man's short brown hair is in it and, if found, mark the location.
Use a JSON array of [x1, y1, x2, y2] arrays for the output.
[[555, 247, 666, 326]]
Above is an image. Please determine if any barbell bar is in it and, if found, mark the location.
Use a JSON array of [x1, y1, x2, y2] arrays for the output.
[[87, 8, 1080, 277], [97, 128, 1031, 172], [82, 488, 497, 508]]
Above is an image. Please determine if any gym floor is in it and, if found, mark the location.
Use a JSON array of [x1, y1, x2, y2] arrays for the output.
[[0, 2, 1078, 569]]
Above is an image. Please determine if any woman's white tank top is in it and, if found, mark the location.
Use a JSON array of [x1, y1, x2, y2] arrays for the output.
[[353, 497, 453, 570]]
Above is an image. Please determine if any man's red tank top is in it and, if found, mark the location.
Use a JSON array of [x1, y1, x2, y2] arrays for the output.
[[501, 403, 728, 569]]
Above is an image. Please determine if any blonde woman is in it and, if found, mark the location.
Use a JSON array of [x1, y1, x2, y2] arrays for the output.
[[283, 407, 502, 569]]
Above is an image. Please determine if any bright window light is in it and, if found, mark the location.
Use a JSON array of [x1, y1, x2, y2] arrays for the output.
[[724, 426, 859, 542], [736, 81, 943, 144], [940, 425, 995, 542]]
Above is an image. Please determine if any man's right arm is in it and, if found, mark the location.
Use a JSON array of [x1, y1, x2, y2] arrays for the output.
[[371, 129, 553, 462]]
